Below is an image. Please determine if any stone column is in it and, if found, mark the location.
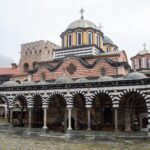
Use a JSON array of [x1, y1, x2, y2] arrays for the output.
[[9, 107, 13, 126], [125, 108, 131, 131], [114, 108, 118, 132], [4, 105, 7, 119], [43, 106, 48, 130], [148, 107, 150, 137], [86, 95, 92, 131], [86, 106, 92, 131], [28, 107, 32, 128], [67, 105, 73, 130]]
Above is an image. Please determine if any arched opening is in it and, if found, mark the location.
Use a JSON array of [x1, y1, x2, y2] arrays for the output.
[[32, 61, 37, 69], [47, 95, 66, 131], [32, 95, 43, 128], [12, 96, 28, 127], [73, 94, 87, 130], [24, 63, 29, 72], [68, 33, 72, 47], [16, 80, 21, 84], [96, 34, 100, 47], [0, 97, 8, 124], [77, 32, 82, 46], [119, 92, 147, 132], [92, 93, 113, 131], [88, 32, 93, 45]]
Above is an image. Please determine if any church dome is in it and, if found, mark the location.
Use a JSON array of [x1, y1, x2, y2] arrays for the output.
[[98, 76, 114, 81], [125, 72, 147, 80], [137, 49, 150, 55], [55, 76, 73, 84], [75, 78, 89, 83], [21, 81, 36, 86], [1, 81, 19, 87], [67, 19, 97, 30], [103, 36, 114, 45]]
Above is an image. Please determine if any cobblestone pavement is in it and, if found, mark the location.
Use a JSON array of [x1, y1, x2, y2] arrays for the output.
[[0, 133, 149, 150]]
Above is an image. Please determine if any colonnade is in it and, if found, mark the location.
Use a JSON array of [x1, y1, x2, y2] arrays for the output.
[[0, 90, 149, 137]]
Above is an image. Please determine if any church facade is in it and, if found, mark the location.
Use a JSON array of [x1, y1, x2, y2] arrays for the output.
[[0, 12, 150, 137]]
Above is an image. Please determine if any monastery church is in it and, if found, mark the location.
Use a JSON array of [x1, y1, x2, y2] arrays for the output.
[[0, 9, 150, 137]]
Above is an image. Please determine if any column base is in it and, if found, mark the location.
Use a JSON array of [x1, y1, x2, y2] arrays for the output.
[[114, 128, 119, 134], [87, 128, 91, 131], [43, 126, 48, 130], [67, 128, 72, 131]]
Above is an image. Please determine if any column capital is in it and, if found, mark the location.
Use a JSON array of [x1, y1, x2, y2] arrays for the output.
[[86, 105, 92, 109], [28, 106, 33, 110], [67, 104, 73, 109], [8, 106, 14, 109], [42, 105, 48, 109]]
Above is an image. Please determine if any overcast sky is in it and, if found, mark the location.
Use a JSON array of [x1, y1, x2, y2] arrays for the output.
[[0, 0, 150, 66]]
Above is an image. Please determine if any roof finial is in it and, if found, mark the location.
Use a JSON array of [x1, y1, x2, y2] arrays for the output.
[[98, 23, 103, 30], [143, 43, 146, 50], [80, 8, 84, 19]]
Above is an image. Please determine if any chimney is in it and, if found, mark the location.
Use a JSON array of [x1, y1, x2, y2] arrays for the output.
[[11, 63, 17, 69]]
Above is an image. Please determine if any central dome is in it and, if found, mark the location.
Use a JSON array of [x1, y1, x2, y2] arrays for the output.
[[67, 19, 97, 30]]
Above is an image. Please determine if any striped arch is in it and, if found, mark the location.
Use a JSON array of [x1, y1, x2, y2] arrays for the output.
[[71, 91, 86, 97], [47, 91, 67, 104], [13, 93, 27, 105], [118, 88, 147, 106], [0, 94, 8, 103], [30, 92, 44, 104], [71, 90, 88, 108], [92, 90, 113, 103]]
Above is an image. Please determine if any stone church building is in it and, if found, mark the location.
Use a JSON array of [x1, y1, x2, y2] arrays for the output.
[[0, 11, 150, 137]]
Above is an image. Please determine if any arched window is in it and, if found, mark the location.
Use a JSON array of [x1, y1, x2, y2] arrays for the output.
[[24, 63, 29, 72], [41, 72, 46, 81], [106, 46, 110, 52], [32, 61, 36, 69], [139, 59, 141, 69], [68, 33, 72, 47], [146, 58, 149, 68], [88, 32, 93, 45], [96, 34, 100, 47], [77, 32, 82, 46]]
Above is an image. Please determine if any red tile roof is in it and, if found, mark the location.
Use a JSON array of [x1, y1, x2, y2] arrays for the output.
[[0, 67, 20, 76]]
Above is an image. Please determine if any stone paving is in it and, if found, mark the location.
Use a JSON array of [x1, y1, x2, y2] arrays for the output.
[[0, 133, 149, 150]]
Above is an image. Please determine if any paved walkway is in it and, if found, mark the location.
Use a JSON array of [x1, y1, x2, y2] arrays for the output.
[[0, 133, 149, 150]]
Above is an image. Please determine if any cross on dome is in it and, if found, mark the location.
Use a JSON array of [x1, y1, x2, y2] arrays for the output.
[[143, 43, 146, 50], [80, 8, 85, 19]]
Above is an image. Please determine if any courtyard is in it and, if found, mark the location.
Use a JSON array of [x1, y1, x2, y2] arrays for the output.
[[0, 133, 149, 150]]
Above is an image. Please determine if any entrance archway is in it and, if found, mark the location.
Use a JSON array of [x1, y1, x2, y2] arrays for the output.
[[119, 92, 147, 131], [92, 93, 113, 131], [12, 96, 27, 127], [73, 94, 87, 130], [0, 97, 8, 124], [47, 95, 66, 131], [32, 95, 43, 128]]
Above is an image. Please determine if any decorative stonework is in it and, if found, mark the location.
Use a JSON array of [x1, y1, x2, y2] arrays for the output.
[[100, 67, 106, 76], [66, 63, 77, 75]]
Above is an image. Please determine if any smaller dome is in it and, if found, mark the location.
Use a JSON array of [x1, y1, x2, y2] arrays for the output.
[[125, 72, 147, 80], [1, 81, 19, 87], [37, 81, 49, 85], [55, 76, 73, 84], [75, 78, 89, 83], [137, 49, 150, 55], [98, 76, 113, 82], [103, 36, 114, 45], [21, 81, 36, 86], [67, 19, 97, 30]]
